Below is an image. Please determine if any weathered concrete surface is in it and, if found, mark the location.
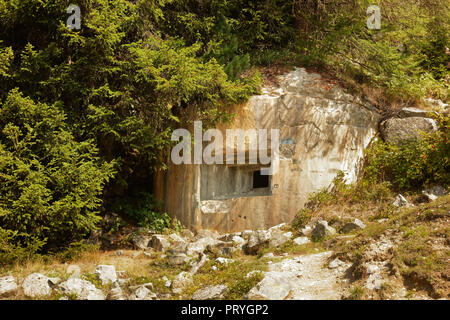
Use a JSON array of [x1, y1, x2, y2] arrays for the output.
[[154, 67, 379, 233]]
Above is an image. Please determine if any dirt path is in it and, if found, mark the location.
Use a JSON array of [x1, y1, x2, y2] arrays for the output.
[[248, 251, 350, 300]]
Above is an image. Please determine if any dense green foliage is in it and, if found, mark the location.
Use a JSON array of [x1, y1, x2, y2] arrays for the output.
[[0, 0, 448, 263], [364, 114, 449, 190]]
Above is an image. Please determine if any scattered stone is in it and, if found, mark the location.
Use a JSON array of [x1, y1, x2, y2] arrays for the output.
[[231, 235, 246, 248], [58, 278, 105, 300], [107, 282, 125, 300], [341, 219, 366, 233], [192, 284, 228, 300], [167, 253, 189, 266], [218, 246, 236, 257], [130, 286, 156, 300], [244, 230, 271, 255], [365, 264, 384, 290], [380, 117, 437, 144], [263, 253, 275, 259], [293, 236, 310, 246], [0, 276, 18, 296], [215, 257, 232, 265], [190, 254, 207, 275], [240, 230, 253, 240], [115, 250, 123, 256], [172, 272, 193, 294], [311, 221, 336, 241], [95, 265, 117, 285], [393, 194, 409, 207], [150, 234, 171, 251], [194, 229, 220, 241], [328, 258, 344, 269], [269, 231, 293, 248], [422, 186, 447, 201], [131, 233, 151, 250], [180, 229, 195, 241], [186, 237, 217, 256], [67, 265, 81, 278], [169, 233, 186, 244], [22, 273, 53, 298], [301, 225, 313, 237]]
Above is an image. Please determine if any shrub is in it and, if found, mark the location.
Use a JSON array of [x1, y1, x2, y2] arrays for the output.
[[0, 89, 115, 256], [112, 191, 182, 232], [364, 114, 449, 190]]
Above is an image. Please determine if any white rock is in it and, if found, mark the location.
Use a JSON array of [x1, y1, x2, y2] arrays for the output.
[[393, 194, 409, 207], [422, 186, 447, 201], [247, 271, 298, 300], [22, 273, 52, 298], [192, 284, 228, 300], [95, 265, 117, 285], [231, 235, 246, 247], [150, 234, 171, 251], [328, 258, 344, 269], [186, 237, 217, 256], [130, 286, 156, 300], [293, 236, 310, 246], [215, 257, 232, 265], [0, 276, 18, 296], [171, 272, 193, 294], [58, 278, 105, 300]]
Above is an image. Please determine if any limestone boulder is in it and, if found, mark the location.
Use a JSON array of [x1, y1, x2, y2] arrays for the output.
[[150, 234, 171, 251], [58, 278, 105, 300], [244, 230, 271, 255], [380, 117, 437, 144], [95, 265, 117, 285], [269, 231, 293, 248], [0, 276, 18, 296], [22, 273, 53, 298]]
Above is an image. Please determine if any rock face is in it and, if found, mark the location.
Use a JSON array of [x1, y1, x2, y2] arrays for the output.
[[381, 117, 437, 144], [192, 284, 228, 300], [58, 278, 105, 300], [0, 276, 18, 296], [22, 273, 53, 298], [154, 67, 379, 232]]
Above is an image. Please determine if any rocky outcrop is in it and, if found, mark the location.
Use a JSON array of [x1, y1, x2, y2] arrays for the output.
[[380, 117, 437, 144]]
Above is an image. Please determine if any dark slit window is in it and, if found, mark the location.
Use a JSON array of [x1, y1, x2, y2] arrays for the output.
[[252, 170, 269, 189]]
